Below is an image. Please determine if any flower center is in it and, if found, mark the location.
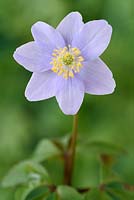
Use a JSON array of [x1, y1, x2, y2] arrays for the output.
[[62, 53, 74, 66], [50, 46, 84, 79]]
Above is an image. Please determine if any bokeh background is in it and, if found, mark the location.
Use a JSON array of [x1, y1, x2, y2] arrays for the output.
[[0, 0, 134, 198]]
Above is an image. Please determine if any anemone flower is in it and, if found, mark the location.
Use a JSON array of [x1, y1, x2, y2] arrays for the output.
[[13, 12, 116, 115]]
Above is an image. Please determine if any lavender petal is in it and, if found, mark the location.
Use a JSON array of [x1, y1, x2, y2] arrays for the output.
[[57, 12, 84, 45], [56, 77, 84, 115], [25, 71, 58, 101], [13, 42, 52, 72], [72, 20, 112, 60], [79, 58, 116, 95]]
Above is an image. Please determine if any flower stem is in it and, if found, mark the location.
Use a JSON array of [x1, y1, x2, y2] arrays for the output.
[[64, 114, 78, 185]]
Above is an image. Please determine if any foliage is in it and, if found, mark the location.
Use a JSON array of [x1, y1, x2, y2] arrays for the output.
[[1, 138, 134, 200]]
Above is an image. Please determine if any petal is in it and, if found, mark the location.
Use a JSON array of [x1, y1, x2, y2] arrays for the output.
[[13, 42, 52, 72], [56, 77, 84, 115], [72, 20, 112, 60], [57, 12, 84, 45], [25, 71, 58, 101], [31, 21, 65, 52], [79, 58, 116, 95]]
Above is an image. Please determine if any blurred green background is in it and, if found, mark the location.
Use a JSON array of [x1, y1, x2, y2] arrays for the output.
[[0, 0, 134, 197]]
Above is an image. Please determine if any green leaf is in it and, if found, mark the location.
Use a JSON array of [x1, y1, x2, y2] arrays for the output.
[[57, 185, 83, 200], [2, 160, 51, 188], [72, 140, 125, 188], [25, 185, 49, 200], [99, 164, 122, 184], [106, 183, 134, 200], [115, 154, 134, 184], [46, 192, 57, 200], [45, 157, 64, 185], [56, 134, 71, 149], [85, 189, 113, 200], [81, 140, 125, 157], [72, 153, 100, 188], [0, 188, 14, 200], [32, 139, 61, 163], [15, 186, 34, 200], [107, 188, 134, 200]]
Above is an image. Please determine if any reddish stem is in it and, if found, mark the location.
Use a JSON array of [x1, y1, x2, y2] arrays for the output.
[[64, 114, 78, 185]]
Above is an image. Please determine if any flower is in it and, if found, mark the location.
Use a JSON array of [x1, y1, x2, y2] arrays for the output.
[[13, 12, 116, 115]]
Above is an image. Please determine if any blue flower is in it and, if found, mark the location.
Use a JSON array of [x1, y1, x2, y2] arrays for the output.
[[13, 12, 116, 115]]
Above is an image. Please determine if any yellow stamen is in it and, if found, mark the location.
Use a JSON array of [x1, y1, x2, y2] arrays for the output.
[[50, 46, 84, 79]]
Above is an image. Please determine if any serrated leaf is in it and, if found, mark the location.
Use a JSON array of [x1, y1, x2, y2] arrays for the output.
[[72, 153, 100, 188], [32, 139, 61, 163], [25, 185, 49, 200], [85, 189, 113, 200], [57, 185, 83, 200], [2, 160, 51, 188]]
